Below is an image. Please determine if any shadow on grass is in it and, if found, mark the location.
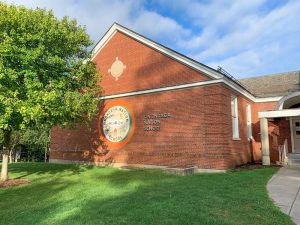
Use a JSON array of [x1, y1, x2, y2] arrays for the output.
[[8, 162, 94, 179], [0, 164, 294, 225]]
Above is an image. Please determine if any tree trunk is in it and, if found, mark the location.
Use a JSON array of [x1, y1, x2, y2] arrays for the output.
[[9, 150, 13, 163], [1, 129, 12, 182], [14, 149, 19, 163], [1, 154, 9, 181], [44, 147, 47, 162]]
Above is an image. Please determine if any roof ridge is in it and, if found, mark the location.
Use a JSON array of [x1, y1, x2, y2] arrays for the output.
[[239, 70, 300, 80]]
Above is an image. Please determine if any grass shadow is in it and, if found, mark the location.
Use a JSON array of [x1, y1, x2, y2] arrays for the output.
[[8, 162, 94, 179], [0, 163, 294, 225]]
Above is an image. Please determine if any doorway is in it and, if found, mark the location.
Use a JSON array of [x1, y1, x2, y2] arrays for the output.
[[291, 119, 300, 153]]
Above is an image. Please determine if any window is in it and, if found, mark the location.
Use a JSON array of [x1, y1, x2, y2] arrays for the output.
[[246, 104, 252, 139], [231, 96, 239, 139]]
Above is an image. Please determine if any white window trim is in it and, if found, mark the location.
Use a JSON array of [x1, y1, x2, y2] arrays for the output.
[[231, 96, 240, 139], [246, 104, 252, 140]]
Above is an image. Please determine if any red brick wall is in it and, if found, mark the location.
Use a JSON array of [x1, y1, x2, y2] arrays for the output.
[[50, 83, 262, 169], [93, 32, 210, 96], [50, 96, 291, 168], [226, 91, 254, 167], [50, 30, 288, 169]]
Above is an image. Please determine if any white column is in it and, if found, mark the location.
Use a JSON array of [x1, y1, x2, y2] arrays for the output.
[[260, 117, 270, 165]]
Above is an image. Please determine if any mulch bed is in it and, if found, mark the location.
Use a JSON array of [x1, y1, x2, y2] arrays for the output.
[[0, 179, 31, 188], [234, 162, 281, 171]]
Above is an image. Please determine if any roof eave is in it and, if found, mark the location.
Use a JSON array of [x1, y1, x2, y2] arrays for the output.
[[91, 23, 223, 80], [91, 23, 262, 101]]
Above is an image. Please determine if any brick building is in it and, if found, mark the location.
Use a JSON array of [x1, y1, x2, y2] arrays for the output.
[[50, 23, 300, 171]]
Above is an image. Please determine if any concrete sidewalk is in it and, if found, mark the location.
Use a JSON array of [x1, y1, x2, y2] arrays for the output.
[[267, 167, 300, 225]]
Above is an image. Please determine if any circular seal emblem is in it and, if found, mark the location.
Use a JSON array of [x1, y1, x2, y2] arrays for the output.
[[102, 106, 132, 143], [99, 100, 135, 150]]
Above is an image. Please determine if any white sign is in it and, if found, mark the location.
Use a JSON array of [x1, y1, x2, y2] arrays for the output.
[[102, 106, 131, 142]]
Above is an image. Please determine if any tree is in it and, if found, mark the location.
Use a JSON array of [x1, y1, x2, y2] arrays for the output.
[[20, 126, 51, 162], [0, 3, 102, 181], [7, 130, 21, 163], [0, 127, 50, 163]]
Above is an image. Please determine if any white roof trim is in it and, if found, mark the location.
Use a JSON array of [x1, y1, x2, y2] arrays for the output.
[[100, 79, 222, 100], [92, 23, 222, 80], [259, 108, 300, 118], [222, 78, 254, 101], [276, 91, 300, 110], [92, 23, 283, 103], [221, 78, 282, 102], [99, 78, 282, 103], [255, 96, 282, 103], [92, 28, 117, 59]]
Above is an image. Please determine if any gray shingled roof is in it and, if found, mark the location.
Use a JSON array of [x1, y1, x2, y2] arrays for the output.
[[239, 71, 300, 97]]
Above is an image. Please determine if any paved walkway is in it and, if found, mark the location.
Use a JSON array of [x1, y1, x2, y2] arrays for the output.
[[267, 167, 300, 225]]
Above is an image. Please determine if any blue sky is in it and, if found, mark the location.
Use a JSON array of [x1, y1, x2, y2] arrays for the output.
[[5, 0, 300, 78]]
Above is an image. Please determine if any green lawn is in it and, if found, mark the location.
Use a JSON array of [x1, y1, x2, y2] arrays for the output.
[[0, 163, 294, 225]]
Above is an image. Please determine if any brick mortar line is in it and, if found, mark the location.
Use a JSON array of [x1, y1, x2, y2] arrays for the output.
[[288, 185, 300, 216]]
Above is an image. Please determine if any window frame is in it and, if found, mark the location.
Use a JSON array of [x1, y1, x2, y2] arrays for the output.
[[246, 104, 252, 140], [231, 95, 239, 139]]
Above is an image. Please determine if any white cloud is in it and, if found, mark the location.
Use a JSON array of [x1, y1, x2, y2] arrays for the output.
[[4, 0, 141, 41], [203, 1, 300, 75], [3, 0, 300, 77], [131, 11, 190, 41], [4, 0, 188, 46], [207, 43, 281, 78], [177, 28, 217, 50]]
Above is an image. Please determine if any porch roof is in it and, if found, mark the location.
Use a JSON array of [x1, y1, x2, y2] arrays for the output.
[[258, 108, 300, 119]]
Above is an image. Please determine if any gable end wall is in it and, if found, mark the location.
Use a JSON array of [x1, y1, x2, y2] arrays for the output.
[[93, 31, 212, 96]]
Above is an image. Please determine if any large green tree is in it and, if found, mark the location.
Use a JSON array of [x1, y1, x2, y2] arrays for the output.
[[0, 3, 101, 181]]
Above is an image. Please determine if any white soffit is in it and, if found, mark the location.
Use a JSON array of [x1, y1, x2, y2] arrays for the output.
[[259, 109, 300, 118]]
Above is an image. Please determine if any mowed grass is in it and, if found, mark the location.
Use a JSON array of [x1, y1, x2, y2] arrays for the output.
[[0, 163, 294, 225]]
